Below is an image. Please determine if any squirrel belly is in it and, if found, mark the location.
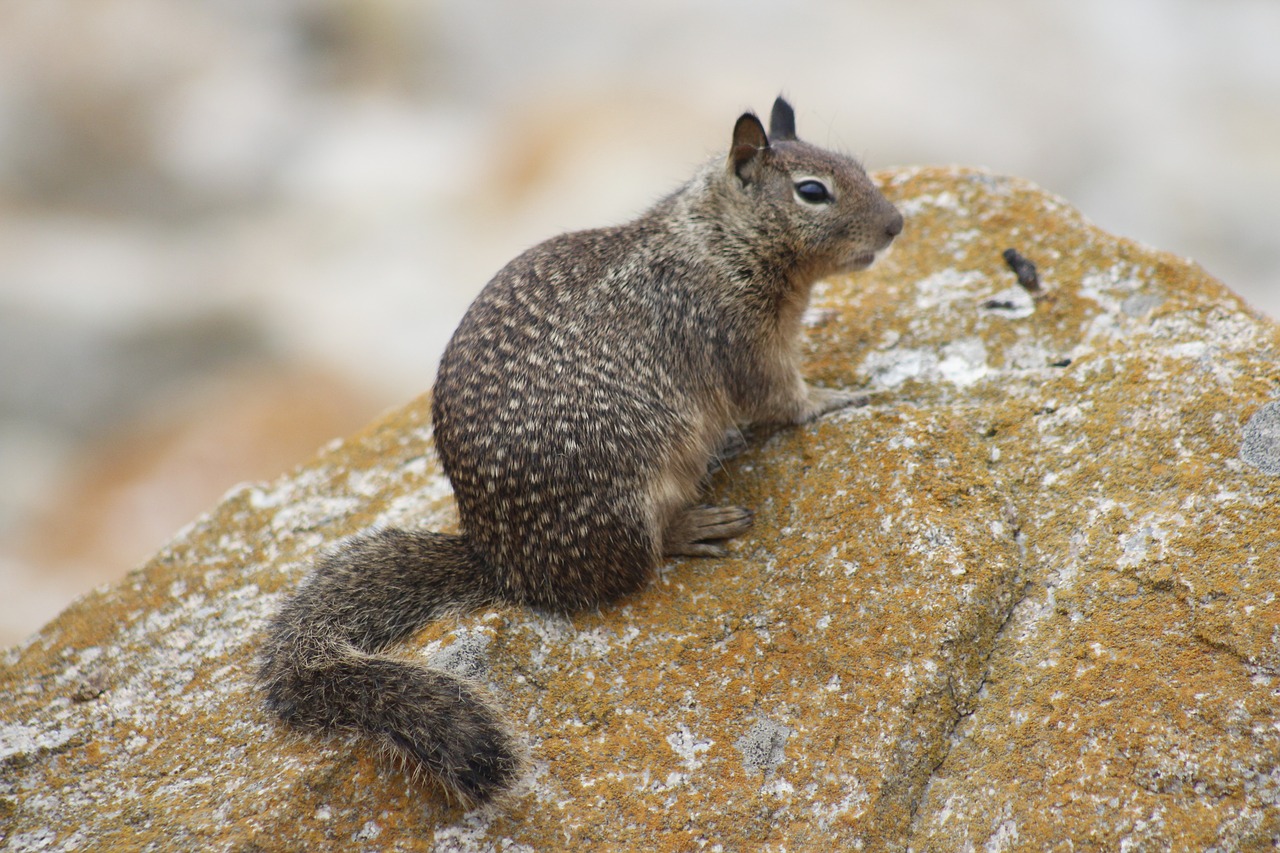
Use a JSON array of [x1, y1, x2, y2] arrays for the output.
[[257, 96, 903, 806]]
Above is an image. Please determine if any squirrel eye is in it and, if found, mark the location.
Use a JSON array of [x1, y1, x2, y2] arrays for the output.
[[794, 179, 833, 205]]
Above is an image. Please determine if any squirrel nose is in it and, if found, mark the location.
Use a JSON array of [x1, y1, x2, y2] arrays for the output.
[[885, 211, 904, 239]]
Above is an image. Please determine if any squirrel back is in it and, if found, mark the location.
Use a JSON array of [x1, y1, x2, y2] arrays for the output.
[[258, 97, 903, 806]]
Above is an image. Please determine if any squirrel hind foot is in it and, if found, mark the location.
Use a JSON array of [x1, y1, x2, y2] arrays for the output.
[[664, 504, 753, 557]]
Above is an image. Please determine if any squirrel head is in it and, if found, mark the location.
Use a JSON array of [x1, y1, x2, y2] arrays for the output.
[[722, 97, 903, 280]]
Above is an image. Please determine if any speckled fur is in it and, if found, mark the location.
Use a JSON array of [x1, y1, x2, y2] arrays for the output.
[[258, 98, 902, 806]]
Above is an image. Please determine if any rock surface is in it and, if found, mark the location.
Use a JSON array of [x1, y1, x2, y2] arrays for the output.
[[2, 167, 1278, 851]]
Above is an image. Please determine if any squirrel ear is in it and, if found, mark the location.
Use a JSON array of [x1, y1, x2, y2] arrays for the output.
[[729, 112, 769, 182], [769, 97, 797, 141]]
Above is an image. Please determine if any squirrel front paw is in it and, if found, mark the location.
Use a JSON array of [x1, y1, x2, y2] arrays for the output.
[[797, 386, 868, 423]]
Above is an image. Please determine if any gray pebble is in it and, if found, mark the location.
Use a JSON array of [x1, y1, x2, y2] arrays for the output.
[[430, 632, 491, 680], [1240, 401, 1280, 475], [735, 719, 791, 775]]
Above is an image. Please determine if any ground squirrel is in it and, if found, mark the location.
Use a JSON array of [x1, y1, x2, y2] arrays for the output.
[[258, 97, 903, 806]]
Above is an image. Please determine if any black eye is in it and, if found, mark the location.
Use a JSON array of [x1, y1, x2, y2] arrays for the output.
[[794, 179, 832, 204]]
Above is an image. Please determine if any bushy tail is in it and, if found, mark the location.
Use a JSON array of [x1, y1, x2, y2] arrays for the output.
[[258, 528, 524, 805]]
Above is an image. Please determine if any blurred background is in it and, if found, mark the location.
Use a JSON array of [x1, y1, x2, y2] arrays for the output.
[[2, 0, 1277, 647]]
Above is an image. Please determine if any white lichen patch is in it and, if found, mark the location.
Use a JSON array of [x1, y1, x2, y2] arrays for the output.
[[667, 723, 713, 773], [431, 813, 534, 853], [944, 228, 982, 258], [1002, 338, 1060, 372], [565, 625, 622, 661], [374, 479, 455, 528], [1115, 515, 1185, 569], [269, 495, 362, 536], [937, 338, 990, 387], [860, 346, 940, 389], [859, 337, 990, 390], [896, 190, 965, 219], [1078, 263, 1150, 312], [913, 268, 987, 312], [0, 721, 80, 763]]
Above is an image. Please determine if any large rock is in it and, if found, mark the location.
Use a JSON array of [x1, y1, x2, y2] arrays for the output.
[[2, 167, 1277, 851]]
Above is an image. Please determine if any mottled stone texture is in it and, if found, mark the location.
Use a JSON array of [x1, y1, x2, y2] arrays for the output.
[[2, 167, 1278, 851]]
